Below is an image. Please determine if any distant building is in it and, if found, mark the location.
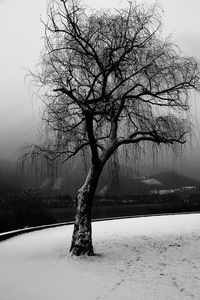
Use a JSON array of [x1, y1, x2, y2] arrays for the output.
[[151, 186, 197, 195]]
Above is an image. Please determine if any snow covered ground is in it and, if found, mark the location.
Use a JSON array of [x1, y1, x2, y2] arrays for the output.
[[1, 214, 200, 299]]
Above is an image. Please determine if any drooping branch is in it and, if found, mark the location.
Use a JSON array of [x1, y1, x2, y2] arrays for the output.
[[116, 131, 187, 148], [22, 0, 200, 173]]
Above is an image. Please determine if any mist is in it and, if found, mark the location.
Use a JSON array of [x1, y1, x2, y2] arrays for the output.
[[0, 0, 200, 182]]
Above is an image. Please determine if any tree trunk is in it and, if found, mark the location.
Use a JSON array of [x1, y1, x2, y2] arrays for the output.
[[70, 165, 102, 256]]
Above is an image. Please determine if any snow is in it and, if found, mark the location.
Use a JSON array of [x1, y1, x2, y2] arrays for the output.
[[1, 214, 200, 299], [142, 178, 162, 186]]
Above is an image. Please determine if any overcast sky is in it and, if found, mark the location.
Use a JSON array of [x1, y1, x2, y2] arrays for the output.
[[0, 0, 200, 175]]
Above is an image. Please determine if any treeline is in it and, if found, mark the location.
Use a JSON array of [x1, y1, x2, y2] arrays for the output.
[[0, 186, 55, 233], [1, 187, 200, 234], [42, 194, 73, 208], [94, 192, 200, 206]]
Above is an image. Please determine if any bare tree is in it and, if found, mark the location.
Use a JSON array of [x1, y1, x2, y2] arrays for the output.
[[23, 0, 200, 255]]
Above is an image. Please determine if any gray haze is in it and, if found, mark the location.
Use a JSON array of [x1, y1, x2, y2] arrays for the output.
[[0, 0, 200, 179]]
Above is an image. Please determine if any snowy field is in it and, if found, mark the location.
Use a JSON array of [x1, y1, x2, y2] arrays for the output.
[[1, 214, 200, 300]]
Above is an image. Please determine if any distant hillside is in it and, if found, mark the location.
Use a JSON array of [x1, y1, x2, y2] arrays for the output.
[[39, 164, 155, 198], [0, 180, 16, 195], [0, 159, 21, 195], [151, 172, 200, 190], [0, 159, 12, 182], [3, 157, 199, 198]]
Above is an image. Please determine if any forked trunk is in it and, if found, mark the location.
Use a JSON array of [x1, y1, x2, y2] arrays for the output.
[[70, 165, 102, 256]]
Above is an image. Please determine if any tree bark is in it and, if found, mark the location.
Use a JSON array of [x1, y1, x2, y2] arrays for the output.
[[70, 164, 102, 256]]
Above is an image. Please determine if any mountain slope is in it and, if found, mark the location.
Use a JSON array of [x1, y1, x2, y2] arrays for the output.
[[0, 159, 20, 195], [151, 171, 200, 190]]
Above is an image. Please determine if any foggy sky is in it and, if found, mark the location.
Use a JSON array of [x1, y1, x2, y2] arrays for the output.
[[0, 0, 200, 177]]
